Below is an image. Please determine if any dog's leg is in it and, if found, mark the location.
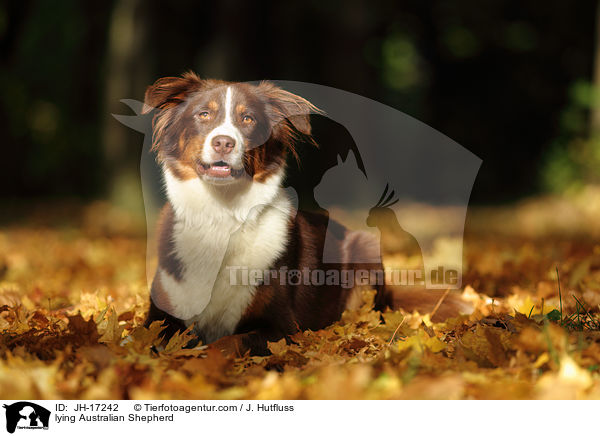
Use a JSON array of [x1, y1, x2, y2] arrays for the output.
[[144, 298, 199, 346], [209, 328, 288, 357]]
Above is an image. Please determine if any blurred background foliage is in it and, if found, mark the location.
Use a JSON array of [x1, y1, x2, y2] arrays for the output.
[[0, 0, 599, 210]]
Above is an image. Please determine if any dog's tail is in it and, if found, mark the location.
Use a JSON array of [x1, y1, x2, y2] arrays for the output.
[[383, 285, 473, 322]]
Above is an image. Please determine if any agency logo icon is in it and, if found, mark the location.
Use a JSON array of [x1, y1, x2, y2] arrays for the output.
[[2, 402, 50, 434]]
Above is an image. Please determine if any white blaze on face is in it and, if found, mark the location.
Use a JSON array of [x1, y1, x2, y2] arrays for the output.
[[201, 86, 245, 168]]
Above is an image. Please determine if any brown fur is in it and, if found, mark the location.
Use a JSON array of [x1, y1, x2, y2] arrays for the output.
[[156, 204, 184, 281]]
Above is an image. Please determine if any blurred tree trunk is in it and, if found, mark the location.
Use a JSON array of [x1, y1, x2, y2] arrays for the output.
[[591, 0, 600, 136], [103, 0, 150, 213]]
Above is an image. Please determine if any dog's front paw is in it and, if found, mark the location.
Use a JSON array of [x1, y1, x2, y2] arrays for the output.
[[209, 335, 246, 357]]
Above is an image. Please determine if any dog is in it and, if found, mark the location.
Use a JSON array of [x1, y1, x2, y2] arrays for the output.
[[143, 72, 470, 356]]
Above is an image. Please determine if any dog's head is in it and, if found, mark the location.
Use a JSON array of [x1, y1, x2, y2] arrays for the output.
[[144, 72, 318, 185]]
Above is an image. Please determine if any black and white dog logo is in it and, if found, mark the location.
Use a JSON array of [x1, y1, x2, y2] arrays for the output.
[[3, 402, 50, 433]]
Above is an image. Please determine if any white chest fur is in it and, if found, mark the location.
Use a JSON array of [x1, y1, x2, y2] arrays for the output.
[[156, 169, 291, 343]]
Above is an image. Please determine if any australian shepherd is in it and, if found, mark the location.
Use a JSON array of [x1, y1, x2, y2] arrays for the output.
[[143, 72, 469, 356]]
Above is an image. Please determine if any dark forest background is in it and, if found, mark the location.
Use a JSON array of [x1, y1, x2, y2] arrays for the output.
[[1, 0, 599, 211]]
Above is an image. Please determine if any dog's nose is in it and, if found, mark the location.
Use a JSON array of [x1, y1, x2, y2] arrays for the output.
[[211, 135, 235, 155]]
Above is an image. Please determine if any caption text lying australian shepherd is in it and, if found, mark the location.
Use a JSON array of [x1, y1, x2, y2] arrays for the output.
[[142, 72, 470, 356]]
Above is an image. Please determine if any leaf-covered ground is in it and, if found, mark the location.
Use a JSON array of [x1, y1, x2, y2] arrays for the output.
[[2, 189, 600, 400]]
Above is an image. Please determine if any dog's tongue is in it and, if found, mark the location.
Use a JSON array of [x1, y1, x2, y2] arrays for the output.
[[207, 163, 231, 178]]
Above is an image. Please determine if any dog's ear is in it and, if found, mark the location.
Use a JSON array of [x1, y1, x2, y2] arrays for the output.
[[143, 72, 202, 157], [258, 82, 321, 138], [143, 72, 202, 113]]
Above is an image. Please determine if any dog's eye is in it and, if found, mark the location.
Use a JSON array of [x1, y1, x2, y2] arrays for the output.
[[242, 115, 255, 124], [198, 111, 210, 120]]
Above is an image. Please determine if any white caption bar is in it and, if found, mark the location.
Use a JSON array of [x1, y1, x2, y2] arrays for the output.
[[0, 400, 595, 435]]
